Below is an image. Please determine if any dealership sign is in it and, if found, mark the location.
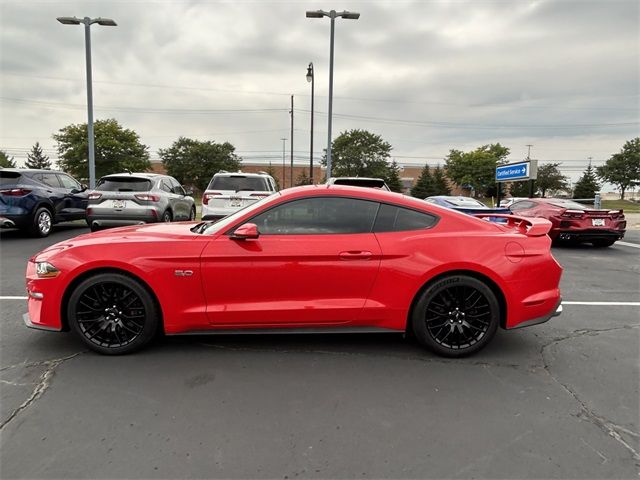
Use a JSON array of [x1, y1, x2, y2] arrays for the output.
[[495, 160, 538, 182]]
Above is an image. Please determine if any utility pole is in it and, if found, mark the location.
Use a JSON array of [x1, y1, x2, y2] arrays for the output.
[[290, 95, 294, 188], [280, 137, 287, 189], [526, 144, 534, 197]]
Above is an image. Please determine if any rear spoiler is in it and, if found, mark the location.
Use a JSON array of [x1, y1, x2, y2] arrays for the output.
[[474, 214, 552, 237]]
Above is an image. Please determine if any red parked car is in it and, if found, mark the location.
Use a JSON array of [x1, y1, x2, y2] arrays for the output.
[[24, 186, 562, 357], [509, 198, 626, 247]]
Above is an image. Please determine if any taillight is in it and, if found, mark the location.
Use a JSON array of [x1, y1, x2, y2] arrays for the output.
[[0, 188, 32, 197], [202, 192, 221, 205], [88, 192, 102, 200], [135, 194, 160, 202], [250, 193, 269, 198]]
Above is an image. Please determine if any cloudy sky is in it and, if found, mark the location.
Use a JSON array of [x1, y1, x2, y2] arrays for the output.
[[1, 0, 638, 184]]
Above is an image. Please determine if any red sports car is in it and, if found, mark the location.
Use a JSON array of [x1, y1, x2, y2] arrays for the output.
[[24, 186, 562, 357], [509, 198, 626, 247]]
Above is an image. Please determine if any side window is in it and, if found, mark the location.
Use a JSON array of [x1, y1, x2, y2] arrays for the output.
[[169, 177, 185, 195], [35, 173, 62, 188], [373, 204, 437, 232], [159, 180, 172, 193], [249, 197, 379, 235], [57, 174, 81, 190]]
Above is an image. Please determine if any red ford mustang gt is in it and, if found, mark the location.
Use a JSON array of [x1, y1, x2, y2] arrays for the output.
[[24, 186, 562, 357], [509, 198, 626, 247]]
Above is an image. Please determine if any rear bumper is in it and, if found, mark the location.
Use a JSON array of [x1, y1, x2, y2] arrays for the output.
[[201, 214, 227, 222], [87, 212, 158, 228], [554, 229, 624, 242], [0, 216, 16, 228], [507, 298, 562, 329]]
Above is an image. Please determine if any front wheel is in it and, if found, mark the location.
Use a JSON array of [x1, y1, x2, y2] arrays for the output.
[[67, 273, 159, 355], [412, 275, 500, 357]]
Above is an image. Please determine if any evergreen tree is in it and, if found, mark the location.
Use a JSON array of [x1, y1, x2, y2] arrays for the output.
[[573, 164, 600, 199], [25, 142, 51, 169], [410, 163, 434, 198], [431, 165, 451, 196], [265, 164, 280, 190], [0, 150, 16, 168], [385, 160, 404, 193], [295, 169, 310, 186]]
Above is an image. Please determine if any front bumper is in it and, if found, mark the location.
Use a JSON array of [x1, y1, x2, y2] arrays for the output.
[[23, 312, 62, 332]]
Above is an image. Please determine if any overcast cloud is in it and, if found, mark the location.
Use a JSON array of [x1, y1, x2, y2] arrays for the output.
[[0, 0, 638, 182]]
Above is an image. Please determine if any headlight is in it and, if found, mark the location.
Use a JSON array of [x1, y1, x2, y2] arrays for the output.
[[35, 262, 60, 278]]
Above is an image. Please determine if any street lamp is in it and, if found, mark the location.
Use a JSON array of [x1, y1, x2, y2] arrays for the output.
[[306, 62, 314, 184], [57, 16, 117, 189], [306, 9, 359, 179]]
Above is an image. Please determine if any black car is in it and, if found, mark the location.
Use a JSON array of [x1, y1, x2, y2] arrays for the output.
[[0, 169, 88, 237]]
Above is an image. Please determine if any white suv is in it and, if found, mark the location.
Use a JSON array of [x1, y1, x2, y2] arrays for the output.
[[201, 171, 277, 221]]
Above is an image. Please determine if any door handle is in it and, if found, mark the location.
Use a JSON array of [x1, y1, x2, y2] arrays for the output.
[[339, 250, 373, 260]]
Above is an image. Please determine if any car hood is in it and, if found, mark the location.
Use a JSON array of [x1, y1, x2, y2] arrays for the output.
[[33, 222, 202, 262]]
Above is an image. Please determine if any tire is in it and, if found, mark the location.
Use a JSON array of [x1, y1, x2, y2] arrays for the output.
[[67, 272, 159, 355], [161, 210, 172, 223], [189, 206, 196, 221], [412, 274, 500, 357], [592, 239, 616, 248], [29, 207, 53, 237]]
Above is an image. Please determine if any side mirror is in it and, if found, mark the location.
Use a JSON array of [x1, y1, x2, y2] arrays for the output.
[[81, 184, 88, 192], [231, 223, 259, 240], [185, 190, 194, 197]]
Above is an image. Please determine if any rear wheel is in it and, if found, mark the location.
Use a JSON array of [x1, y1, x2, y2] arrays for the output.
[[67, 273, 159, 355], [161, 210, 172, 222], [189, 206, 196, 221], [592, 239, 616, 248], [412, 275, 500, 357], [29, 207, 53, 237]]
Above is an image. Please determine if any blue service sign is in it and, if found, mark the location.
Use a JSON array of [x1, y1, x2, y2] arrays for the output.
[[496, 161, 535, 182]]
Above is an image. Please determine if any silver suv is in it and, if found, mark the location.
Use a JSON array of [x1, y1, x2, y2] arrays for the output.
[[202, 171, 277, 222], [87, 173, 195, 231]]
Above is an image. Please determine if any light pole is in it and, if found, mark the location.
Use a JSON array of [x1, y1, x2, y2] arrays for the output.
[[57, 16, 117, 189], [306, 62, 315, 184], [306, 9, 359, 179]]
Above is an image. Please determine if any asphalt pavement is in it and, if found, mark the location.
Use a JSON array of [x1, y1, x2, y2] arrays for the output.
[[0, 222, 638, 479]]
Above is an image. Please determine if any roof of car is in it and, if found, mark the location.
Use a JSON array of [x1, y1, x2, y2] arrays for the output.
[[213, 171, 272, 177], [0, 168, 64, 174], [100, 172, 162, 179]]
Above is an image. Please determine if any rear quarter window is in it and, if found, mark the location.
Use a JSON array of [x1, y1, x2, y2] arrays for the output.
[[374, 204, 438, 232], [95, 177, 152, 192]]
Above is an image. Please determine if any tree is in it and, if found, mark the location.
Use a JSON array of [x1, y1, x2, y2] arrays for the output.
[[0, 150, 16, 168], [25, 142, 51, 169], [53, 119, 150, 181], [444, 143, 509, 196], [597, 137, 640, 199], [295, 169, 311, 186], [431, 165, 451, 196], [573, 164, 600, 200], [265, 163, 280, 190], [410, 163, 434, 199], [159, 137, 241, 191], [508, 181, 531, 198], [385, 160, 404, 193], [536, 163, 569, 197], [325, 129, 392, 178]]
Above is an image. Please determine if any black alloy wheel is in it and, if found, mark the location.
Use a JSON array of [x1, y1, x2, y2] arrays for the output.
[[68, 273, 159, 354], [412, 275, 499, 357]]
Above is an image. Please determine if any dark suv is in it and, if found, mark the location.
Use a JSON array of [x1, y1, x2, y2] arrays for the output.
[[0, 169, 88, 237]]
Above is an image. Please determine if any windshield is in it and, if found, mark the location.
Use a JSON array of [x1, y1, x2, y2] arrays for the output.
[[198, 193, 279, 235], [209, 175, 268, 192], [96, 177, 152, 192], [444, 197, 487, 208], [0, 171, 22, 185], [548, 199, 591, 210]]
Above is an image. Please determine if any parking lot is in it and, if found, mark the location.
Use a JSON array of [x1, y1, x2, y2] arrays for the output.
[[0, 224, 638, 479]]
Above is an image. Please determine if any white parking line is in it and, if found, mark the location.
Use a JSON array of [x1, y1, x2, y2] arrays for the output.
[[616, 241, 640, 249], [0, 296, 27, 300], [562, 301, 640, 306]]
